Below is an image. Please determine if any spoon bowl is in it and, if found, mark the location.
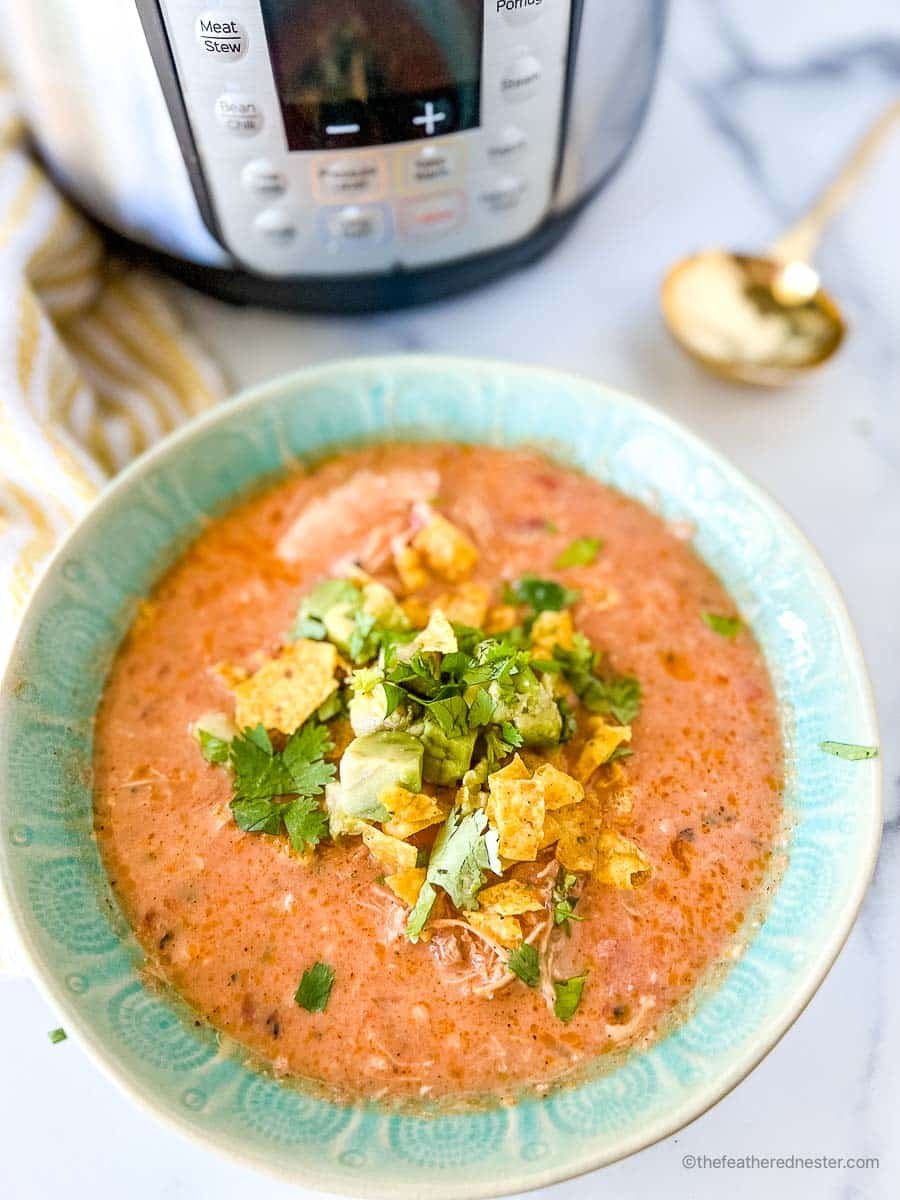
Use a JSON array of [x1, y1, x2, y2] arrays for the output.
[[661, 249, 846, 387]]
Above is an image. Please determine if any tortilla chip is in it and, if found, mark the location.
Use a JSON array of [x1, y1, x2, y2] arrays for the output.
[[433, 582, 490, 629], [594, 829, 652, 888], [540, 810, 562, 849], [230, 639, 339, 734], [380, 786, 446, 839], [576, 721, 631, 781], [464, 910, 523, 949], [486, 777, 544, 862], [384, 867, 427, 907], [360, 824, 418, 873], [533, 762, 584, 811], [490, 753, 531, 783], [412, 514, 479, 582], [485, 604, 518, 634], [530, 609, 574, 657], [394, 544, 430, 593], [478, 879, 543, 916], [554, 804, 596, 873], [409, 608, 458, 655]]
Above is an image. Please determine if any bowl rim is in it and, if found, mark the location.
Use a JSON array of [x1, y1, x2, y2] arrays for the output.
[[0, 354, 883, 1197]]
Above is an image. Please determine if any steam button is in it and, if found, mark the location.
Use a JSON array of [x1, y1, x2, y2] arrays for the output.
[[195, 13, 247, 60], [500, 53, 542, 102], [215, 93, 263, 136]]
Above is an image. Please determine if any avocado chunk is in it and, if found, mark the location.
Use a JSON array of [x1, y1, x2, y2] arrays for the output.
[[421, 718, 477, 786], [293, 579, 361, 651], [339, 731, 424, 819], [491, 676, 562, 747]]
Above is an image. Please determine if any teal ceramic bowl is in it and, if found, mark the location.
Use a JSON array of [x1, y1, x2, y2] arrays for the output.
[[0, 357, 881, 1196]]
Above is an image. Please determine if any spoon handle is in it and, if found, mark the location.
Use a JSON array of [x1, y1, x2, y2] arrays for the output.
[[769, 97, 900, 264]]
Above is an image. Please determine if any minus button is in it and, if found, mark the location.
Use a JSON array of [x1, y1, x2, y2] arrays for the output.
[[325, 123, 361, 135]]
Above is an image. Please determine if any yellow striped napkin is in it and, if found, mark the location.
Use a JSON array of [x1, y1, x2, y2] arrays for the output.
[[0, 84, 227, 664]]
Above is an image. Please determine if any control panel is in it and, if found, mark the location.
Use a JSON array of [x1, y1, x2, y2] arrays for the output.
[[154, 1, 572, 276]]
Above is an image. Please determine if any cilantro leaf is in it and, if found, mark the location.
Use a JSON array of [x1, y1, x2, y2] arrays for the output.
[[230, 726, 294, 801], [555, 537, 603, 569], [553, 636, 642, 724], [504, 575, 580, 614], [466, 688, 495, 729], [552, 869, 585, 932], [198, 729, 231, 764], [282, 723, 335, 796], [348, 609, 378, 662], [556, 697, 577, 742], [406, 808, 499, 940], [553, 973, 587, 1022], [291, 579, 359, 642], [702, 611, 742, 638], [295, 962, 335, 1013], [283, 796, 330, 852], [230, 795, 285, 835], [422, 694, 470, 737], [820, 741, 879, 761], [507, 943, 540, 987]]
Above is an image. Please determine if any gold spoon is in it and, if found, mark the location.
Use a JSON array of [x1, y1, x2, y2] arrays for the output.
[[661, 98, 900, 386]]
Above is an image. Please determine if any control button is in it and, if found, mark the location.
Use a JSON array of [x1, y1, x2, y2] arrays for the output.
[[411, 98, 452, 137], [214, 94, 263, 136], [496, 0, 545, 25], [399, 191, 465, 239], [406, 143, 458, 187], [323, 205, 388, 246], [487, 126, 528, 164], [241, 159, 287, 196], [195, 13, 247, 60], [313, 157, 386, 201], [479, 176, 526, 214], [252, 208, 297, 242], [319, 101, 368, 148], [500, 53, 542, 103]]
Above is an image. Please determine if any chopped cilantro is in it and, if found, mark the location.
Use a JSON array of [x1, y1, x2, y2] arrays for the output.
[[608, 744, 634, 763], [556, 697, 577, 742], [504, 575, 580, 614], [295, 962, 335, 1013], [48, 1027, 67, 1045], [198, 729, 231, 764], [230, 795, 285, 835], [553, 636, 641, 724], [291, 578, 359, 641], [421, 694, 470, 737], [555, 536, 603, 569], [702, 611, 742, 638], [552, 870, 585, 932], [466, 688, 496, 729], [507, 943, 540, 987], [820, 741, 879, 761], [406, 808, 500, 941], [553, 973, 587, 1022]]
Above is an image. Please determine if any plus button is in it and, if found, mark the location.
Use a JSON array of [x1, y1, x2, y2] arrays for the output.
[[412, 100, 447, 136]]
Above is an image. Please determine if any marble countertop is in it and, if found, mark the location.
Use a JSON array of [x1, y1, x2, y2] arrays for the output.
[[2, 1, 897, 1196]]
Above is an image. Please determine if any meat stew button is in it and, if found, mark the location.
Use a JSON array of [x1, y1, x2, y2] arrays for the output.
[[195, 14, 247, 60]]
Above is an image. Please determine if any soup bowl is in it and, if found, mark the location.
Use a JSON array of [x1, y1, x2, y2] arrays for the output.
[[0, 357, 881, 1196]]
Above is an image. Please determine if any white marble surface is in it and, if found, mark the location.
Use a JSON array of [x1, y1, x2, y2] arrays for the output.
[[2, 1, 898, 1196]]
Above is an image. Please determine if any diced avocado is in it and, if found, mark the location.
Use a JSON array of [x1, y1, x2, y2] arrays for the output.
[[339, 731, 424, 819], [293, 579, 361, 649], [361, 581, 409, 630], [492, 676, 562, 747], [349, 683, 389, 736], [421, 718, 476, 786]]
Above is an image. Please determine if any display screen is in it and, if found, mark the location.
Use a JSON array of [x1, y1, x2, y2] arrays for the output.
[[260, 0, 483, 151]]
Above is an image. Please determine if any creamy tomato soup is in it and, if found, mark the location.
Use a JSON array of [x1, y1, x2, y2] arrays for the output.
[[94, 444, 783, 1103]]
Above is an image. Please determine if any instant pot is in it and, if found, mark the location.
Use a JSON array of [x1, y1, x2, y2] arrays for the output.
[[5, 1, 666, 310]]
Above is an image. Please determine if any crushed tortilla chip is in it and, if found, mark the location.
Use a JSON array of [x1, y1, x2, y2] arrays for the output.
[[576, 721, 631, 781], [409, 608, 457, 655], [486, 773, 545, 862], [540, 810, 562, 849], [465, 910, 523, 949], [530, 609, 575, 657], [380, 786, 446, 839], [360, 824, 418, 873], [533, 762, 584, 811], [385, 866, 427, 907], [554, 804, 596, 873], [394, 544, 430, 593], [490, 753, 531, 783], [412, 513, 479, 582], [478, 879, 543, 916], [485, 604, 519, 634], [432, 582, 490, 629], [594, 829, 651, 888], [229, 639, 339, 734], [400, 595, 431, 628]]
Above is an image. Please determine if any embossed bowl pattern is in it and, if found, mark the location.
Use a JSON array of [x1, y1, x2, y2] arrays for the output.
[[0, 358, 881, 1197]]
